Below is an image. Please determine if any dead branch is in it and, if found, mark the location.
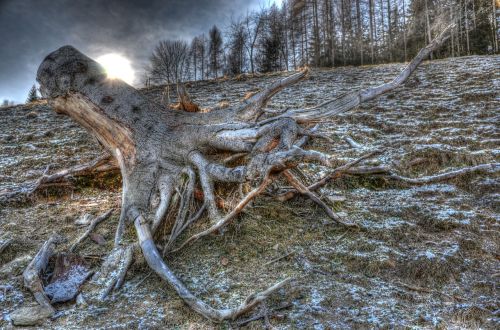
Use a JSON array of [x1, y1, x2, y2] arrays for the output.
[[344, 163, 500, 184], [261, 24, 455, 124], [23, 234, 62, 313], [264, 251, 295, 267], [0, 154, 118, 203], [70, 209, 114, 252], [282, 170, 356, 227], [276, 150, 383, 202]]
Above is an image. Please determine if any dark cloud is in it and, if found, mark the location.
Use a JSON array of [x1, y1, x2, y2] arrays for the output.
[[0, 0, 264, 102]]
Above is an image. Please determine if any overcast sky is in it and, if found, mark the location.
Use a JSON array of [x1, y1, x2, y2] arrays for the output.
[[0, 0, 278, 103]]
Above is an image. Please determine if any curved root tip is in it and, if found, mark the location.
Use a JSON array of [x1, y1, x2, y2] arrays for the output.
[[134, 215, 291, 322], [218, 277, 292, 321]]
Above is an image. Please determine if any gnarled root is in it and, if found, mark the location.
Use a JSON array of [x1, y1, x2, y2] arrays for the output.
[[134, 211, 290, 322], [70, 209, 114, 252], [26, 25, 461, 323], [173, 175, 274, 252]]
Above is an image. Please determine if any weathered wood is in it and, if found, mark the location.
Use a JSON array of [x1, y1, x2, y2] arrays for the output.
[[70, 209, 114, 252], [0, 154, 117, 204], [23, 235, 61, 313], [134, 211, 291, 322], [0, 239, 13, 255]]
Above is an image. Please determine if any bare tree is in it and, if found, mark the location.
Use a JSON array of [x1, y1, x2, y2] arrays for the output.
[[245, 10, 265, 73], [148, 39, 190, 85], [226, 18, 248, 75]]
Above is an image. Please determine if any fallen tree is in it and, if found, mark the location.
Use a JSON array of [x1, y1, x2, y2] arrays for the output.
[[10, 24, 493, 322]]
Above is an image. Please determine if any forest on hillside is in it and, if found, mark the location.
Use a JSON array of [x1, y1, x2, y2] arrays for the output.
[[145, 0, 500, 85]]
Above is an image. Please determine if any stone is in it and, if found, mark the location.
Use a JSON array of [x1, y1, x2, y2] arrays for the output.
[[9, 305, 53, 326], [76, 293, 87, 307], [0, 255, 32, 276], [74, 213, 92, 226]]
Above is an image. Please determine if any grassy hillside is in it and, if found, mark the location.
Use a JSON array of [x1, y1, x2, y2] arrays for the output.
[[1, 55, 499, 329]]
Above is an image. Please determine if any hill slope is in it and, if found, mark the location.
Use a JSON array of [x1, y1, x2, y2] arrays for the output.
[[1, 55, 499, 328]]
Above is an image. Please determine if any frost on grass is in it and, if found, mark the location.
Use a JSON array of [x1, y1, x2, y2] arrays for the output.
[[0, 55, 499, 328]]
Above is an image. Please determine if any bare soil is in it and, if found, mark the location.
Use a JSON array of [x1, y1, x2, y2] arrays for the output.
[[1, 55, 499, 329]]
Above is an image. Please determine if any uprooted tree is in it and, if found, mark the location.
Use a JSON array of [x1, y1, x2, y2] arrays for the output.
[[5, 24, 498, 322]]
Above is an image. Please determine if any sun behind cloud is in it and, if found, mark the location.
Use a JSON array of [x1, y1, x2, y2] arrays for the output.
[[96, 53, 135, 85]]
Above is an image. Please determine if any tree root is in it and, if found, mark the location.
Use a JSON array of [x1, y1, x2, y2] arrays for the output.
[[261, 24, 455, 124], [173, 175, 274, 252], [94, 244, 137, 299], [23, 234, 63, 313], [134, 212, 291, 322], [282, 170, 357, 227], [19, 26, 471, 323], [340, 163, 500, 184], [276, 150, 383, 202], [0, 154, 117, 204]]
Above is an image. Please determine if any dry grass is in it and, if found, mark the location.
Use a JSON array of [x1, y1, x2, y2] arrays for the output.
[[1, 55, 499, 328]]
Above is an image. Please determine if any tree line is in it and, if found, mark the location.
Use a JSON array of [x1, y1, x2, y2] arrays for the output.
[[146, 0, 499, 86]]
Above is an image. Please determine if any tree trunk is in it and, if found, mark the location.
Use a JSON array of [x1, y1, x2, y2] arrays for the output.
[[33, 26, 454, 322], [369, 0, 375, 64], [356, 0, 363, 65], [379, 0, 386, 61], [402, 0, 407, 61], [425, 0, 433, 59], [341, 0, 346, 65], [493, 0, 499, 52], [387, 0, 393, 62]]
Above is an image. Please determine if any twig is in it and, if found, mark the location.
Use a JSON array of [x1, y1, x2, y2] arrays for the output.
[[334, 230, 349, 243], [235, 303, 293, 327], [282, 170, 357, 228], [396, 281, 464, 301], [134, 272, 153, 289], [0, 238, 13, 254], [343, 136, 363, 149], [264, 251, 295, 266], [70, 209, 114, 252]]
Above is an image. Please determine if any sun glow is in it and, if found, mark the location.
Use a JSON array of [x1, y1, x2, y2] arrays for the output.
[[96, 53, 135, 85]]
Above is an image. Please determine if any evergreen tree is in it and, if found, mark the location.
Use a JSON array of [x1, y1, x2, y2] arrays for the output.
[[26, 84, 38, 103], [208, 25, 224, 78]]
